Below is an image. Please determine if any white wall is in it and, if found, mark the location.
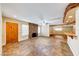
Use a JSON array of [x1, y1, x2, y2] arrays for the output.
[[48, 18, 63, 25], [76, 7, 79, 40], [67, 36, 79, 56], [67, 7, 79, 56], [40, 24, 49, 37], [38, 25, 41, 36], [0, 5, 2, 55]]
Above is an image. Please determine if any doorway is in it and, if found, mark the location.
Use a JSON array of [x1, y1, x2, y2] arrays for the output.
[[6, 22, 18, 44]]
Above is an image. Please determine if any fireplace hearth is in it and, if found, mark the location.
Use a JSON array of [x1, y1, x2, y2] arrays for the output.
[[32, 33, 37, 37]]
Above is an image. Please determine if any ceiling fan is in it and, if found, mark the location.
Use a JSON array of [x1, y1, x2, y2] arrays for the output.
[[39, 15, 49, 25]]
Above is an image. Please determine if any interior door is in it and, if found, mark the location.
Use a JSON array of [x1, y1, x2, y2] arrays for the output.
[[6, 22, 18, 44]]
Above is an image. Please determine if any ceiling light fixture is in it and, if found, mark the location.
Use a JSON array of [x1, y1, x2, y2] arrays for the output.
[[66, 20, 69, 23], [68, 16, 72, 18], [54, 27, 63, 31]]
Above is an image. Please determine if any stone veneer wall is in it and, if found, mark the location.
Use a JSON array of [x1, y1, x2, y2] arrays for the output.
[[29, 23, 38, 38]]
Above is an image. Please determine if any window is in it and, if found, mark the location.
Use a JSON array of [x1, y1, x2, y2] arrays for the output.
[[21, 24, 29, 36]]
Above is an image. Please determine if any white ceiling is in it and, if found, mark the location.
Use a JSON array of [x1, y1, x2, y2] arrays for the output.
[[1, 3, 69, 25]]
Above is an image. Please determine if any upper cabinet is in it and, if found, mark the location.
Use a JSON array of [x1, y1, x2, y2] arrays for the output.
[[63, 3, 79, 24]]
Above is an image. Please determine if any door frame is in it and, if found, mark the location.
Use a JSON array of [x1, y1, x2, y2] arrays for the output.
[[5, 20, 19, 44]]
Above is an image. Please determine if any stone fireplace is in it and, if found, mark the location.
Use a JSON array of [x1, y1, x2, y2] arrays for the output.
[[32, 33, 38, 37], [29, 23, 38, 38]]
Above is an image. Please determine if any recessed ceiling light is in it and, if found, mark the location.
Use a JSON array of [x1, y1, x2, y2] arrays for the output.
[[66, 20, 69, 22], [54, 27, 63, 31]]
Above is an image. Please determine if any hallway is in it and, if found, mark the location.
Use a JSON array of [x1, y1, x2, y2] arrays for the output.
[[2, 36, 73, 56]]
